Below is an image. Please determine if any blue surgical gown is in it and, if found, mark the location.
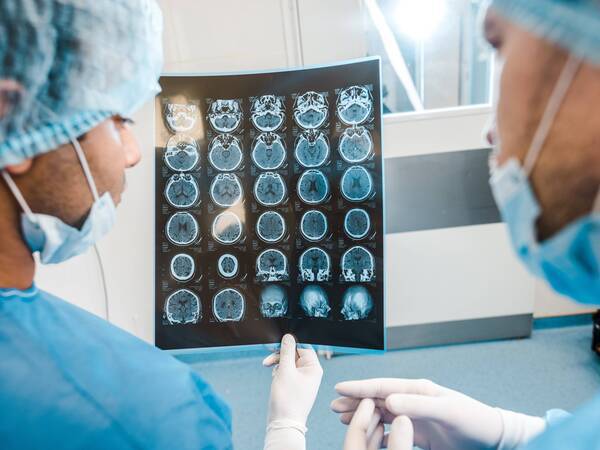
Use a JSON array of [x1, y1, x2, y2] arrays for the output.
[[0, 285, 233, 449]]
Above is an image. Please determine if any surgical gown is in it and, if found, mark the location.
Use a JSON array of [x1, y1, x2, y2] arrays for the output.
[[0, 285, 232, 449]]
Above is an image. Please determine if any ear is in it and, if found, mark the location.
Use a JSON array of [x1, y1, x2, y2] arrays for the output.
[[5, 159, 33, 175]]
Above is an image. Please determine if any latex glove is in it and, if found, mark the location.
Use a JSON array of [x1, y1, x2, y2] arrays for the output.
[[344, 398, 414, 450], [332, 378, 545, 450], [262, 334, 323, 450]]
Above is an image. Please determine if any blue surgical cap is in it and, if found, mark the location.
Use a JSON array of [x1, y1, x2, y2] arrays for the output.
[[490, 0, 600, 65], [0, 0, 163, 168]]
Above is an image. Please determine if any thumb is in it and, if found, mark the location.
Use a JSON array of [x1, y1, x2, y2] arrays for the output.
[[387, 416, 414, 450], [278, 334, 296, 370], [344, 398, 376, 450]]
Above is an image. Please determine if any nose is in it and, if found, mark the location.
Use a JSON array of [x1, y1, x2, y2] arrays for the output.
[[484, 116, 497, 146], [121, 127, 142, 168]]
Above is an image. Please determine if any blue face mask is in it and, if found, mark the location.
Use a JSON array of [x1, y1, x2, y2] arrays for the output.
[[2, 137, 116, 264], [489, 55, 600, 305]]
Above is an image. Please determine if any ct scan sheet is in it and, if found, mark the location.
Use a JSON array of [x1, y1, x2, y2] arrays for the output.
[[155, 57, 384, 352]]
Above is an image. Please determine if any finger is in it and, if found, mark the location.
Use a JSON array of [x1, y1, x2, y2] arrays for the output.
[[331, 396, 361, 413], [365, 408, 381, 438], [340, 412, 354, 425], [278, 334, 296, 370], [385, 394, 445, 422], [387, 416, 414, 450], [367, 424, 384, 450], [296, 346, 320, 367], [262, 353, 279, 367], [336, 378, 440, 399], [343, 398, 375, 450]]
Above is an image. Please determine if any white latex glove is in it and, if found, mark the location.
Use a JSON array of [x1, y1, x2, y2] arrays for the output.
[[262, 334, 323, 450], [344, 398, 414, 450], [332, 378, 546, 450]]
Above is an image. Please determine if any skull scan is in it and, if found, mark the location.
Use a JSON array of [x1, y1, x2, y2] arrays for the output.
[[256, 249, 288, 281], [170, 253, 195, 282], [251, 132, 287, 170], [297, 169, 329, 205], [254, 172, 286, 206], [208, 134, 243, 171], [213, 288, 245, 322], [294, 130, 329, 168], [299, 247, 331, 282], [251, 95, 285, 132], [256, 210, 286, 243], [165, 174, 199, 209], [341, 246, 375, 282], [208, 99, 242, 133], [293, 91, 328, 129], [259, 285, 288, 318], [338, 126, 373, 163], [299, 285, 330, 318], [164, 289, 201, 324], [210, 173, 243, 207], [164, 135, 199, 172], [166, 212, 199, 246], [344, 208, 370, 240], [300, 210, 328, 242], [218, 253, 239, 278], [212, 211, 243, 245], [341, 286, 374, 320], [336, 85, 373, 125], [164, 103, 199, 133], [341, 166, 373, 202]]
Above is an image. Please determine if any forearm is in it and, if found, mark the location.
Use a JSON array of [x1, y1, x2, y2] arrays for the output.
[[496, 408, 546, 450], [264, 420, 307, 450]]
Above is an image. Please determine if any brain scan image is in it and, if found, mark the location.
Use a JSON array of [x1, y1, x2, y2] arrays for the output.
[[256, 249, 288, 281], [338, 126, 373, 163], [344, 208, 370, 240], [164, 103, 199, 133], [170, 253, 195, 282], [212, 211, 243, 245], [164, 289, 201, 324], [293, 91, 328, 129], [166, 212, 199, 246], [218, 253, 239, 278], [297, 169, 329, 205], [210, 173, 243, 207], [299, 247, 331, 282], [254, 172, 286, 206], [336, 85, 373, 125], [300, 210, 328, 242], [164, 134, 199, 172], [341, 246, 375, 282], [299, 285, 330, 318], [164, 174, 199, 209], [256, 210, 286, 243], [341, 166, 373, 202], [208, 99, 242, 133], [259, 285, 288, 318], [213, 288, 245, 322], [294, 130, 329, 168], [251, 95, 285, 132], [208, 134, 243, 171], [251, 132, 287, 170], [341, 285, 374, 320]]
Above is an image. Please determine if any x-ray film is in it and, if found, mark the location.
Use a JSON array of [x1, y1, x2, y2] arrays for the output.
[[155, 57, 384, 352]]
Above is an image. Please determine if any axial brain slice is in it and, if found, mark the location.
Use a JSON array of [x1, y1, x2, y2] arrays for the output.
[[299, 247, 331, 282], [254, 172, 286, 206], [294, 130, 329, 167], [293, 91, 328, 129], [338, 126, 373, 163], [300, 210, 327, 241], [213, 288, 245, 322], [337, 85, 373, 125], [260, 285, 288, 318], [344, 208, 370, 239], [208, 99, 242, 133], [257, 211, 285, 243], [256, 249, 288, 281], [165, 289, 201, 324], [210, 174, 243, 207], [165, 174, 199, 208], [166, 212, 199, 245], [170, 253, 195, 281], [251, 132, 286, 170], [164, 135, 199, 172], [341, 246, 375, 282], [164, 104, 199, 133], [208, 134, 243, 171], [251, 95, 285, 132], [341, 286, 374, 320], [341, 166, 373, 202], [299, 285, 330, 318], [212, 211, 242, 244], [218, 253, 238, 278], [297, 169, 329, 204]]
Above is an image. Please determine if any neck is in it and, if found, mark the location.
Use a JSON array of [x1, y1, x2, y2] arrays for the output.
[[0, 184, 35, 289]]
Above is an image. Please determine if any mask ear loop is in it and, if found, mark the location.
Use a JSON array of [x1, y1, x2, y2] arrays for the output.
[[1, 170, 37, 223], [522, 55, 582, 177], [69, 136, 100, 202]]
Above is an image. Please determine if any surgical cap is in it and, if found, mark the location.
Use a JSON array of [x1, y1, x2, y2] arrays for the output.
[[490, 0, 600, 65], [0, 0, 163, 168]]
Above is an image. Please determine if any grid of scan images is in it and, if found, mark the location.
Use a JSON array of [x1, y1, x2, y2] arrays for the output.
[[155, 58, 384, 351]]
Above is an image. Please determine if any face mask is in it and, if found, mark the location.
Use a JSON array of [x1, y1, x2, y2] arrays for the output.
[[1, 137, 116, 264], [489, 55, 600, 305]]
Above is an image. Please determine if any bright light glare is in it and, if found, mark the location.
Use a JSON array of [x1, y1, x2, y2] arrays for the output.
[[394, 0, 446, 41]]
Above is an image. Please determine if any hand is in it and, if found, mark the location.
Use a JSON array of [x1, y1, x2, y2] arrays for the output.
[[343, 398, 413, 450], [263, 334, 323, 428], [332, 378, 543, 450]]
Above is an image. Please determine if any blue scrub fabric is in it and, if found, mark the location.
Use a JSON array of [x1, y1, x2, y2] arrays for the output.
[[0, 285, 232, 450]]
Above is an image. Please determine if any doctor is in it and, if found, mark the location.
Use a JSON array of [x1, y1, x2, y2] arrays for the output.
[[332, 0, 600, 448]]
